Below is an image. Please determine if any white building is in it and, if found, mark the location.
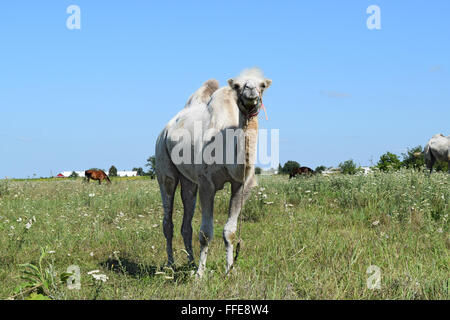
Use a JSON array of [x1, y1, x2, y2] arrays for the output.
[[57, 170, 138, 178], [58, 171, 86, 178], [360, 167, 374, 175], [321, 168, 340, 176], [116, 171, 137, 177], [260, 168, 278, 175]]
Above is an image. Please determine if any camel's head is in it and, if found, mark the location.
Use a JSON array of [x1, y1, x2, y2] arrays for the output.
[[228, 68, 272, 110]]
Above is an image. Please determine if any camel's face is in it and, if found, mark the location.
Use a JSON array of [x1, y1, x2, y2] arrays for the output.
[[228, 77, 272, 108]]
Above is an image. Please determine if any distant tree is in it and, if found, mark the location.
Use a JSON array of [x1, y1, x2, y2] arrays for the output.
[[133, 167, 144, 176], [145, 156, 156, 178], [377, 152, 402, 172], [108, 165, 118, 177], [255, 167, 262, 175], [281, 161, 300, 175], [315, 165, 327, 174], [339, 159, 358, 175], [277, 164, 283, 175], [69, 171, 79, 178], [401, 146, 424, 170]]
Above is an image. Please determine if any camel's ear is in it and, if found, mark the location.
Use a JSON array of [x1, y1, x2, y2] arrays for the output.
[[228, 78, 240, 90], [262, 79, 272, 89]]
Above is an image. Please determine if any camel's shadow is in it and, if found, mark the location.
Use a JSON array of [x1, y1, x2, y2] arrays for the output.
[[101, 256, 196, 283]]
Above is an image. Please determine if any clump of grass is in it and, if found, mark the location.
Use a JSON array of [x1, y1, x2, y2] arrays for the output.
[[10, 247, 71, 300], [0, 180, 9, 197]]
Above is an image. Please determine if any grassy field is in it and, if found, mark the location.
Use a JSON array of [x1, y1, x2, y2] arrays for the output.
[[0, 170, 448, 300]]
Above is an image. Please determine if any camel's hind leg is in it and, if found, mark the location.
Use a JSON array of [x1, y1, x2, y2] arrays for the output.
[[157, 173, 179, 266], [180, 175, 198, 265], [425, 144, 436, 174], [196, 179, 215, 278]]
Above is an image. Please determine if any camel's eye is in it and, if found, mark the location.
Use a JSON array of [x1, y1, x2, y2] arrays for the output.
[[260, 82, 266, 89], [233, 83, 240, 90]]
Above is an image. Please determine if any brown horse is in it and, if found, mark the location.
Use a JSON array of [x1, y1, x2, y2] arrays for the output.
[[289, 166, 314, 179], [85, 170, 111, 185]]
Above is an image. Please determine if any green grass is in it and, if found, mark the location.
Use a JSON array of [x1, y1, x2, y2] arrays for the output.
[[0, 170, 448, 300]]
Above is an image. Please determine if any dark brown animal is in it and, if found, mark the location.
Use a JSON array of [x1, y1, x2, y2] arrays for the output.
[[289, 166, 314, 179], [85, 170, 111, 185]]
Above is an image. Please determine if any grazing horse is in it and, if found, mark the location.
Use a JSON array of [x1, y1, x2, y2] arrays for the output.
[[85, 170, 111, 184], [289, 166, 314, 179], [155, 68, 272, 277]]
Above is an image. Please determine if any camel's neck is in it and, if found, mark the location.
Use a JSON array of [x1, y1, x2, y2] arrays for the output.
[[242, 116, 258, 168]]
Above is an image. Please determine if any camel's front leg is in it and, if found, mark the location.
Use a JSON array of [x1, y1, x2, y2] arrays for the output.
[[196, 180, 215, 278], [223, 179, 254, 275], [223, 182, 243, 274]]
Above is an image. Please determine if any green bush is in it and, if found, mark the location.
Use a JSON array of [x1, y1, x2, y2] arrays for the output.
[[108, 166, 118, 177], [281, 161, 300, 174], [315, 165, 327, 174], [377, 152, 402, 172], [402, 146, 424, 170], [338, 159, 359, 175], [69, 171, 79, 178]]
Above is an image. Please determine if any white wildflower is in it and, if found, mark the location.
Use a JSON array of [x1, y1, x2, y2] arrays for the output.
[[92, 273, 108, 282], [87, 270, 100, 275], [372, 220, 380, 226]]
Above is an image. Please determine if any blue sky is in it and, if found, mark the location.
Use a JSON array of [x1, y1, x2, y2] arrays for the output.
[[0, 1, 449, 178]]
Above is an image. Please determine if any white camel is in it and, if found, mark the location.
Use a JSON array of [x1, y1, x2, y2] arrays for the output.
[[155, 68, 272, 277], [424, 134, 450, 173]]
